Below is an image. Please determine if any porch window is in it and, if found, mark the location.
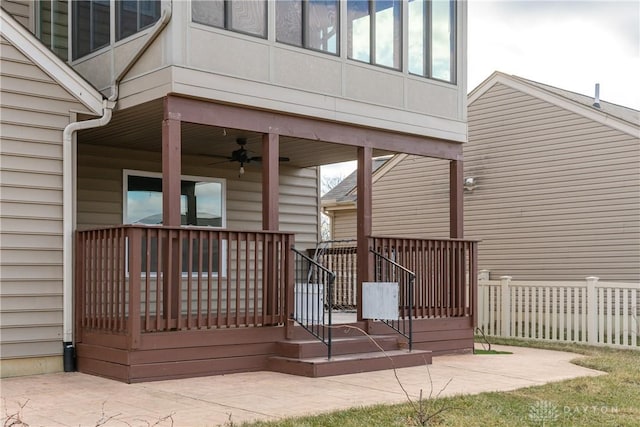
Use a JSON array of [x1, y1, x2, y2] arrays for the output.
[[408, 0, 456, 83], [124, 171, 226, 275], [347, 0, 402, 70], [276, 0, 339, 55], [116, 0, 161, 41], [192, 0, 267, 39], [37, 0, 69, 60], [72, 0, 110, 59]]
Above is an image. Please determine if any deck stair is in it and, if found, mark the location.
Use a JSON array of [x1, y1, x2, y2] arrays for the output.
[[268, 327, 432, 377]]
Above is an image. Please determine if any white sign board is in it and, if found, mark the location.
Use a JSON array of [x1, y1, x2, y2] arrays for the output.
[[362, 282, 399, 320]]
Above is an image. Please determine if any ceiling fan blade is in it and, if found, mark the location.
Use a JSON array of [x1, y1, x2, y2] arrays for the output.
[[247, 156, 290, 162]]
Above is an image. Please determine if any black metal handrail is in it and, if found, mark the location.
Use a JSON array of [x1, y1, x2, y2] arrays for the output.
[[291, 247, 336, 359], [370, 248, 415, 351]]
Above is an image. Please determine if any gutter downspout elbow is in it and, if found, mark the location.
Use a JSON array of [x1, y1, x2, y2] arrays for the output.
[[62, 100, 113, 371]]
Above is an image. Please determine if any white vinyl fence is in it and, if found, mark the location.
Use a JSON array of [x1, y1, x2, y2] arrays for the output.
[[477, 276, 640, 349]]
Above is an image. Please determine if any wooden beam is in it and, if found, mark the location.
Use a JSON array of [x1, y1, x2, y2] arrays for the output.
[[450, 160, 463, 238], [162, 116, 181, 226], [356, 146, 373, 321], [262, 133, 280, 231], [165, 95, 463, 160]]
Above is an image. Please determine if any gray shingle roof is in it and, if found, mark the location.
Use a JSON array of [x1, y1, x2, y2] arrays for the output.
[[322, 157, 390, 203]]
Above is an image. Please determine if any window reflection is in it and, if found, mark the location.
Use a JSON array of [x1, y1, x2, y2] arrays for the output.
[[192, 0, 267, 38], [431, 0, 453, 82], [126, 174, 224, 227], [276, 0, 338, 55], [407, 0, 455, 83], [348, 0, 401, 70]]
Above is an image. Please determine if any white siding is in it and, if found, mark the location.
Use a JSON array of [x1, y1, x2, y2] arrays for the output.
[[465, 83, 640, 282], [76, 145, 319, 249], [0, 36, 84, 362]]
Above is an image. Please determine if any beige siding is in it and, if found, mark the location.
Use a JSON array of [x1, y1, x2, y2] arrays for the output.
[[372, 155, 450, 238], [0, 36, 85, 362], [331, 209, 357, 240], [465, 83, 640, 282], [331, 82, 639, 282], [0, 0, 31, 30], [76, 145, 319, 249]]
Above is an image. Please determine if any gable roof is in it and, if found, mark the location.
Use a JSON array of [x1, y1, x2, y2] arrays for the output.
[[469, 71, 639, 137], [0, 8, 104, 115], [322, 157, 391, 206]]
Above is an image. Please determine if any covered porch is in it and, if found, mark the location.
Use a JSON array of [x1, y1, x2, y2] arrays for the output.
[[73, 95, 476, 382]]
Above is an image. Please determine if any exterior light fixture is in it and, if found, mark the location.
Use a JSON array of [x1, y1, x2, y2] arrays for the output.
[[464, 177, 477, 191]]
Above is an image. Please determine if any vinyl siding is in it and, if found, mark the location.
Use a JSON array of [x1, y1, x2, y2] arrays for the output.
[[76, 144, 319, 249], [372, 155, 450, 238], [330, 82, 639, 282], [465, 83, 640, 282], [0, 36, 84, 361], [331, 209, 357, 240], [0, 0, 31, 29]]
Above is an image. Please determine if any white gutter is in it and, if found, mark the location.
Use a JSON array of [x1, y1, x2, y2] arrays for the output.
[[62, 101, 114, 345], [61, 2, 173, 354]]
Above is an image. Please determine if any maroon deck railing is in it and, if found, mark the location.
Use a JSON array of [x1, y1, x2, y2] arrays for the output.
[[75, 225, 294, 344], [371, 237, 478, 322]]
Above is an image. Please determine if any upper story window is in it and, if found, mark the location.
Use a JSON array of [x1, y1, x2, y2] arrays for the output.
[[347, 0, 402, 70], [72, 0, 161, 60], [276, 0, 339, 55], [192, 0, 267, 39], [72, 0, 110, 59], [37, 0, 69, 60], [117, 0, 161, 41], [408, 0, 456, 83]]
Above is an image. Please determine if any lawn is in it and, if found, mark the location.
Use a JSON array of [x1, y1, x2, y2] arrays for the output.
[[239, 339, 640, 427]]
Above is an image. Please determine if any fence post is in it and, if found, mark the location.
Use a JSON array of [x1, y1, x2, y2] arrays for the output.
[[586, 276, 599, 345], [500, 276, 512, 337]]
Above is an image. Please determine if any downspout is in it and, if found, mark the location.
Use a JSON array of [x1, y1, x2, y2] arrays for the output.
[[61, 2, 172, 372]]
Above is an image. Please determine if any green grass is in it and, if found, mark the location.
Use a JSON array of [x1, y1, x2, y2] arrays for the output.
[[237, 338, 640, 427]]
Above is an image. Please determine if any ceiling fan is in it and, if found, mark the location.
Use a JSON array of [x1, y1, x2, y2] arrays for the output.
[[211, 138, 289, 176]]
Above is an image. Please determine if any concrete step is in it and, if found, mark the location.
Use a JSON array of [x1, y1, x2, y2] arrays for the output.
[[268, 349, 432, 378], [276, 335, 402, 359]]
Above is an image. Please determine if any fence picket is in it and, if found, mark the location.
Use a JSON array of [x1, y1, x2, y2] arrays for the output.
[[478, 277, 639, 350]]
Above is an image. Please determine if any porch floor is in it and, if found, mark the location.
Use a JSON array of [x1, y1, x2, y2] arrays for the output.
[[0, 345, 605, 426]]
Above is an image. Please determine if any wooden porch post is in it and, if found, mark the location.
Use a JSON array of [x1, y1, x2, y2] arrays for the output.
[[262, 133, 279, 231], [356, 146, 373, 321], [262, 133, 280, 320], [162, 102, 182, 323], [450, 160, 463, 238], [162, 113, 181, 226]]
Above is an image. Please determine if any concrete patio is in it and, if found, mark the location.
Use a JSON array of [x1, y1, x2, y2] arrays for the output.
[[0, 345, 605, 426]]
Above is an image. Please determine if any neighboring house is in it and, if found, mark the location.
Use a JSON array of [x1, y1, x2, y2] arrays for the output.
[[323, 71, 640, 283], [1, 1, 475, 382]]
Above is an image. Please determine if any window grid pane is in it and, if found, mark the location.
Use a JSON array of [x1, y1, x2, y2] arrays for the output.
[[408, 0, 426, 76], [431, 0, 454, 82], [306, 0, 339, 54], [230, 1, 267, 38], [374, 0, 401, 69], [347, 0, 371, 63], [276, 0, 303, 47]]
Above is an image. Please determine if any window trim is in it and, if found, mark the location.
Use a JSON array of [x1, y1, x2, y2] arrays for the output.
[[122, 169, 226, 228], [408, 0, 457, 84], [192, 0, 268, 40], [122, 169, 227, 278], [276, 0, 340, 57], [347, 0, 403, 71]]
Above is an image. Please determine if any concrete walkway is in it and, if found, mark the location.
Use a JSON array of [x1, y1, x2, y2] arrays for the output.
[[0, 345, 604, 427]]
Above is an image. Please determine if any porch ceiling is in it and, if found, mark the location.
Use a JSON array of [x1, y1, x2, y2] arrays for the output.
[[78, 99, 393, 168]]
